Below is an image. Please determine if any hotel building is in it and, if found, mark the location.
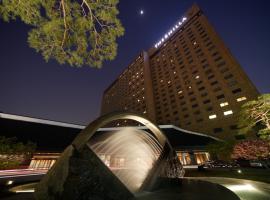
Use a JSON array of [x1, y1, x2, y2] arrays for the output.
[[101, 4, 259, 139]]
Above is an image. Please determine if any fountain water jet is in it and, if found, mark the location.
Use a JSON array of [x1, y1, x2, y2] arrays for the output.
[[89, 128, 163, 192]]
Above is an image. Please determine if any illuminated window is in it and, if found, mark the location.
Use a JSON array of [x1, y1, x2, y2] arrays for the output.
[[220, 102, 229, 107], [237, 96, 247, 102], [178, 90, 183, 94], [195, 75, 200, 79], [195, 152, 210, 165], [209, 114, 217, 119], [224, 110, 233, 116]]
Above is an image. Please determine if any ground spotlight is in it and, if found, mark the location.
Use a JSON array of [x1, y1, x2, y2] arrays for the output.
[[6, 180, 14, 185]]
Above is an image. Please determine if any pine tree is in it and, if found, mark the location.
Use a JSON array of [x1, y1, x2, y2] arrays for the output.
[[0, 0, 124, 68]]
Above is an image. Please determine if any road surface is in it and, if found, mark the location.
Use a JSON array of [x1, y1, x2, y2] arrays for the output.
[[0, 169, 46, 186], [190, 177, 270, 200]]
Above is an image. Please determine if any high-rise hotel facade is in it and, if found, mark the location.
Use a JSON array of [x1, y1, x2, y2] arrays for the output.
[[101, 4, 259, 139]]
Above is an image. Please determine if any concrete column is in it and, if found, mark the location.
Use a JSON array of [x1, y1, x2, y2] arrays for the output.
[[189, 152, 197, 165]]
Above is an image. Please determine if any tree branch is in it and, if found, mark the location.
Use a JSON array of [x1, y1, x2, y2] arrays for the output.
[[60, 0, 68, 48]]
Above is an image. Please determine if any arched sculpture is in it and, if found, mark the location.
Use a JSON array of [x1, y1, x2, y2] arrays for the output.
[[35, 112, 184, 200]]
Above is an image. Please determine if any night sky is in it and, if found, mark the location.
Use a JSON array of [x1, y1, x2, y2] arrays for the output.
[[0, 0, 269, 125]]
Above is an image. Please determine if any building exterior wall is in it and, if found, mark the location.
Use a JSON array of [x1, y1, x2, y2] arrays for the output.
[[29, 150, 210, 170], [101, 53, 150, 119], [101, 4, 259, 139]]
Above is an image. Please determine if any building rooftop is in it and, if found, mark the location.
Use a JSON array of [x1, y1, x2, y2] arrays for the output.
[[0, 112, 219, 152]]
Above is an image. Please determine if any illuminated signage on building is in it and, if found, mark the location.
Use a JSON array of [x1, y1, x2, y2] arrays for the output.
[[154, 17, 187, 48]]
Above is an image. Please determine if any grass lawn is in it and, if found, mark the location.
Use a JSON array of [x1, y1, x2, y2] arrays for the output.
[[184, 168, 270, 184]]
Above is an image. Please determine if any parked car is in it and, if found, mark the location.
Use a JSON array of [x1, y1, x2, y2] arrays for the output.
[[236, 159, 270, 168], [249, 160, 264, 168], [249, 160, 270, 168], [198, 160, 239, 170]]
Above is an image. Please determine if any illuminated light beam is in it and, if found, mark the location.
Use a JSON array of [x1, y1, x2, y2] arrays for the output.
[[15, 189, 35, 193], [225, 184, 257, 192]]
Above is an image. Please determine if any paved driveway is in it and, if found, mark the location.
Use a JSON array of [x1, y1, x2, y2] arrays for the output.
[[189, 177, 270, 200]]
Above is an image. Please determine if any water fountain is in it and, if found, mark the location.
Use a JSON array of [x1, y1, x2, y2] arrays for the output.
[[34, 112, 184, 200], [89, 128, 163, 192]]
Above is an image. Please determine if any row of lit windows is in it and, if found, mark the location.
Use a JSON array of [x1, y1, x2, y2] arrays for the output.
[[153, 78, 244, 106], [209, 110, 233, 120], [155, 95, 247, 124], [152, 57, 236, 95]]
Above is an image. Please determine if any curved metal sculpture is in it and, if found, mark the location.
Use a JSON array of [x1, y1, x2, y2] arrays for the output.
[[35, 112, 184, 200], [72, 112, 167, 150]]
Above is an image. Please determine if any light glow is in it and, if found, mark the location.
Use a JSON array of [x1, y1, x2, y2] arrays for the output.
[[6, 180, 13, 185], [226, 184, 256, 192], [15, 189, 35, 193], [237, 96, 247, 102], [220, 102, 229, 107], [178, 90, 183, 94], [209, 114, 217, 119], [224, 110, 233, 116]]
